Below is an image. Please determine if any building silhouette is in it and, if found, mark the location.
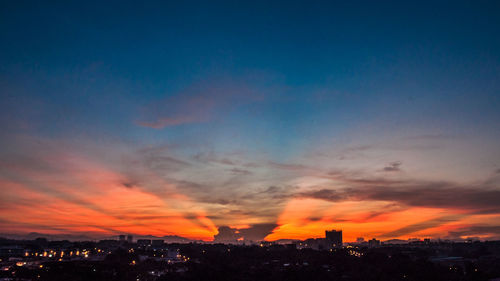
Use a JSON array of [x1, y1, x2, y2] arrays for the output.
[[152, 239, 164, 248], [137, 239, 151, 247], [325, 230, 342, 247], [368, 238, 381, 248]]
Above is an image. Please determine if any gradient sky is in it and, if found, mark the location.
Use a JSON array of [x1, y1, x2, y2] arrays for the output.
[[1, 0, 500, 242]]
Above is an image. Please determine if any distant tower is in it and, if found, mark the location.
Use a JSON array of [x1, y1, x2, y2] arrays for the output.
[[127, 235, 133, 243], [325, 230, 342, 247], [119, 235, 126, 242], [368, 238, 380, 248]]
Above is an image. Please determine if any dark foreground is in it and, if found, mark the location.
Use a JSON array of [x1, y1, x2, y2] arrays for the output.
[[2, 239, 500, 281]]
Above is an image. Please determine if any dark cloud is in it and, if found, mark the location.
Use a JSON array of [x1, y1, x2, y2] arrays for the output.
[[380, 215, 464, 238], [252, 185, 299, 200], [198, 197, 237, 206], [144, 155, 191, 171], [243, 162, 260, 168], [173, 179, 206, 190], [298, 189, 346, 201], [268, 161, 310, 172], [403, 134, 452, 141], [227, 168, 252, 175], [126, 145, 193, 182], [193, 152, 237, 166], [360, 204, 405, 221], [382, 161, 402, 172], [214, 199, 232, 205], [239, 224, 277, 241], [204, 198, 235, 205], [262, 186, 281, 194], [121, 181, 137, 189], [213, 223, 277, 243], [298, 178, 500, 214], [361, 185, 500, 213], [219, 158, 235, 165], [446, 225, 500, 240], [324, 170, 407, 185], [213, 226, 240, 243]]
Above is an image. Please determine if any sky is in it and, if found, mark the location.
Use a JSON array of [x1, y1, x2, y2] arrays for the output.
[[1, 0, 500, 242]]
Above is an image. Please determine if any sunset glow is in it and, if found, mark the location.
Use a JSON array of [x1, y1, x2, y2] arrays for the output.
[[1, 1, 499, 243]]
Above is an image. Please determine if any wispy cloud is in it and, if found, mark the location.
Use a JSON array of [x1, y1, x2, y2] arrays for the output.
[[193, 151, 237, 166], [227, 167, 252, 175], [380, 215, 464, 238], [2, 134, 500, 242], [137, 116, 200, 129], [0, 137, 218, 240], [446, 225, 500, 240], [136, 79, 260, 129], [298, 180, 500, 214], [382, 161, 402, 172]]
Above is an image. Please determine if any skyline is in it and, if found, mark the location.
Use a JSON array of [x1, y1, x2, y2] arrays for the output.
[[1, 1, 500, 242]]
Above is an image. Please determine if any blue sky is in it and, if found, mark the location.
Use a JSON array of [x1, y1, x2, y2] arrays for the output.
[[1, 0, 500, 241]]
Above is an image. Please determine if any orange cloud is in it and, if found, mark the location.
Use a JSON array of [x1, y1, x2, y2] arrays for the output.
[[265, 198, 480, 242], [0, 153, 218, 240]]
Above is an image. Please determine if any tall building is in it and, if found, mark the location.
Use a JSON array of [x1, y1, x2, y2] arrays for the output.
[[119, 235, 126, 242], [368, 238, 380, 248], [127, 235, 133, 243], [325, 230, 342, 247]]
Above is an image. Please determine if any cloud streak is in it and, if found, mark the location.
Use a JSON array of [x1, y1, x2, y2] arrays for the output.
[[380, 215, 464, 238], [382, 161, 402, 172], [2, 134, 500, 242], [136, 79, 260, 129], [298, 180, 500, 214]]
